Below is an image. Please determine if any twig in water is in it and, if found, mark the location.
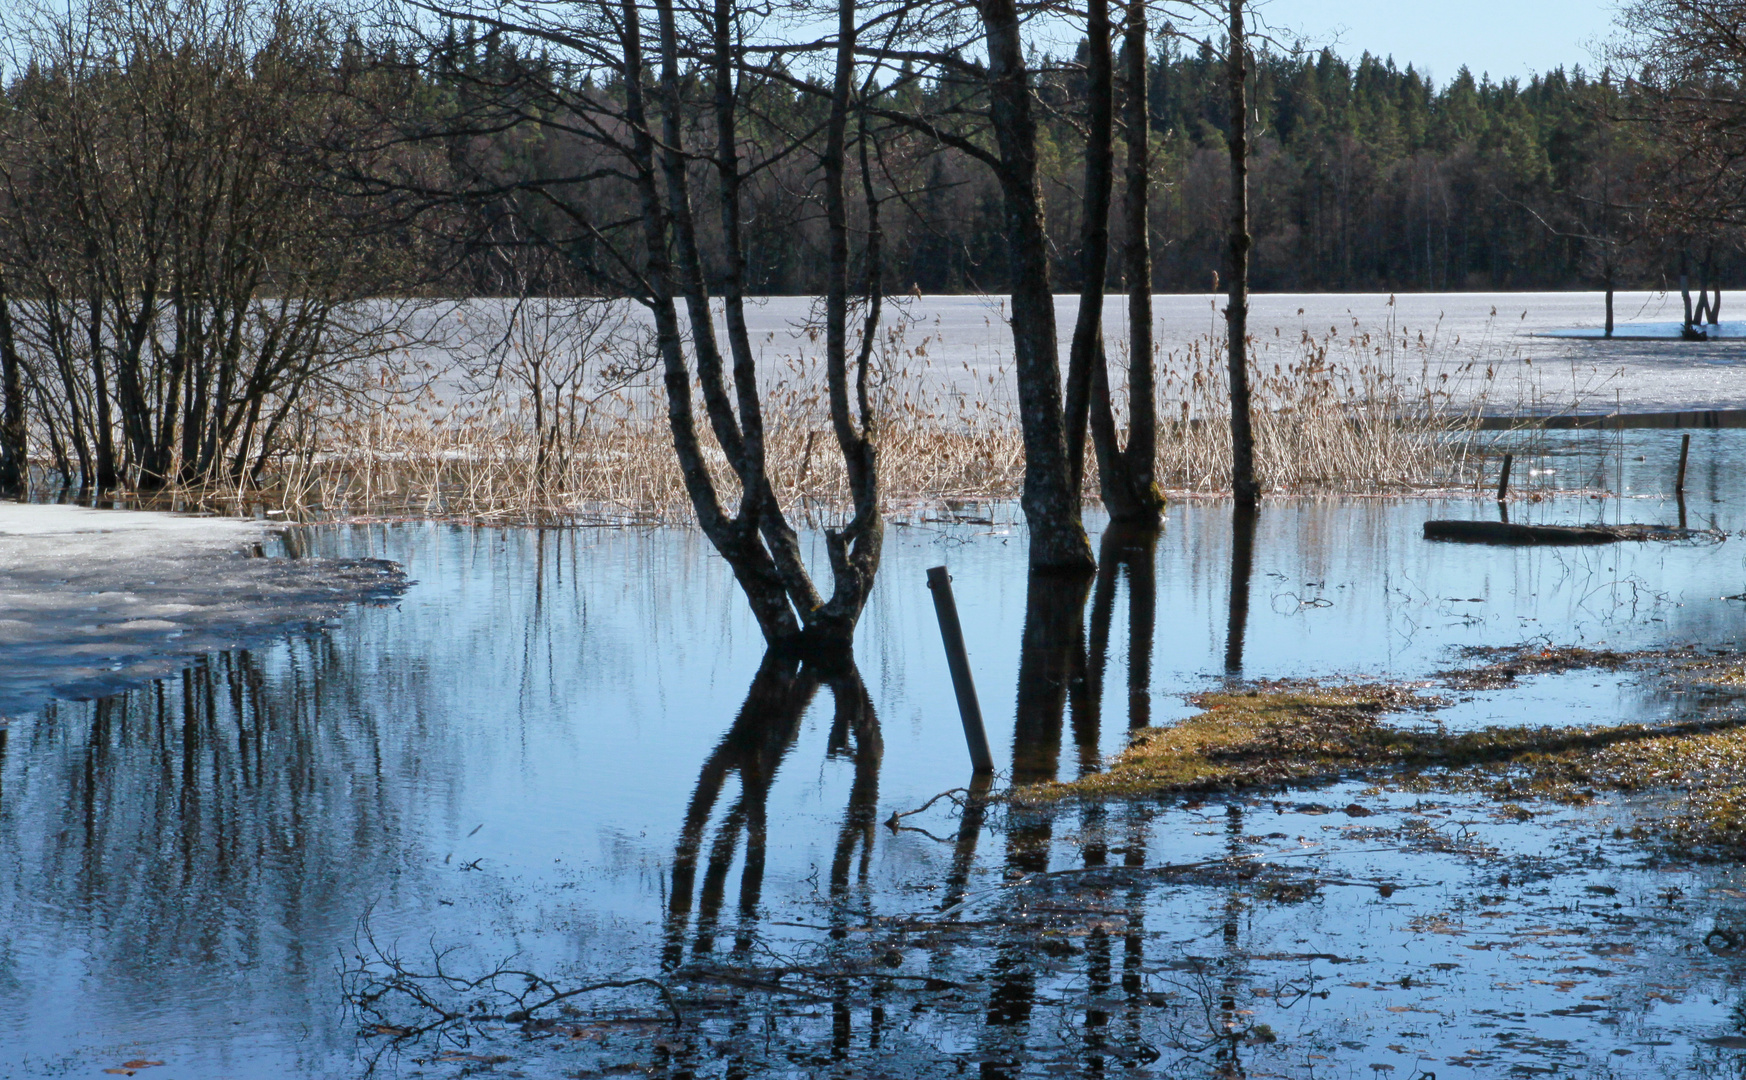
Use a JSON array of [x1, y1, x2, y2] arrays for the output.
[[885, 787, 972, 831]]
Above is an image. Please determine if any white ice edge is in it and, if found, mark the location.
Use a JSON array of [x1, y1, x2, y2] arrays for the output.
[[0, 501, 398, 716]]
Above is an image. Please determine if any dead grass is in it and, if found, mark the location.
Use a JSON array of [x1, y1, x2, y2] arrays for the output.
[[189, 310, 1522, 523], [73, 304, 1605, 523], [1019, 685, 1438, 801]]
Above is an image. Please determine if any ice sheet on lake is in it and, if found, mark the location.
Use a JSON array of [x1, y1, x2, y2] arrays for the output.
[[405, 291, 1746, 417], [0, 502, 406, 714]]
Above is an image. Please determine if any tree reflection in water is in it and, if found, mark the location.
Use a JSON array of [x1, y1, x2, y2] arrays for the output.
[[662, 650, 882, 969], [978, 523, 1167, 1076], [0, 639, 408, 1015], [1225, 503, 1259, 676]]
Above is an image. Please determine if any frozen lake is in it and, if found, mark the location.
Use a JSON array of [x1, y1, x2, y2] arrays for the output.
[[415, 291, 1746, 418]]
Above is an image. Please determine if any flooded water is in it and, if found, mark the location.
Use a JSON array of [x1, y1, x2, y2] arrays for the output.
[[6, 428, 1746, 1077]]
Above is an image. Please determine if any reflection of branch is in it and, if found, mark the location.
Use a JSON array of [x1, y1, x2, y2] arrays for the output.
[[340, 919, 681, 1066], [885, 786, 970, 829]]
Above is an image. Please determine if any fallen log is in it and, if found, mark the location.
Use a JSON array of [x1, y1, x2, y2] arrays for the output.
[[1424, 520, 1711, 545]]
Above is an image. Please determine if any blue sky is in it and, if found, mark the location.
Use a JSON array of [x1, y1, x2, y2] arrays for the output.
[[1257, 0, 1625, 83]]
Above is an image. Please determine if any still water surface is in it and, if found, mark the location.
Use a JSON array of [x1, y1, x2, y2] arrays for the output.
[[5, 431, 1746, 1076]]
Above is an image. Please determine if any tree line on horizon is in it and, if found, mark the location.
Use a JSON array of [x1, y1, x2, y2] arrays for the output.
[[334, 27, 1691, 299]]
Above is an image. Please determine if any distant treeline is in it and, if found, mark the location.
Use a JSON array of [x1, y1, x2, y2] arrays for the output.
[[410, 29, 1689, 296]]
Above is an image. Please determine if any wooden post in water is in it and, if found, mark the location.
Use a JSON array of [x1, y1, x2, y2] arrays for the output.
[[1496, 453, 1513, 502], [1676, 433, 1691, 495], [926, 566, 995, 774]]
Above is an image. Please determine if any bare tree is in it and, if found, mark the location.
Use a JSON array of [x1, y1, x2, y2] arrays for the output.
[[0, 268, 24, 496], [1085, 0, 1164, 528], [451, 240, 650, 492], [390, 0, 891, 649], [0, 0, 424, 494], [1062, 0, 1117, 506], [1224, 0, 1259, 507], [1613, 0, 1746, 325], [975, 0, 1096, 571]]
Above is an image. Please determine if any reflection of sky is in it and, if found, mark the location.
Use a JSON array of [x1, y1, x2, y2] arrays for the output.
[[4, 443, 1746, 1073]]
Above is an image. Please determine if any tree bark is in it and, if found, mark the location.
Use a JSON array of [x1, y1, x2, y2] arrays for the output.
[[979, 0, 1095, 571], [1062, 0, 1114, 500], [813, 0, 884, 646], [629, 0, 800, 645], [1085, 0, 1164, 529], [1225, 0, 1260, 508], [621, 0, 882, 651], [707, 0, 823, 622]]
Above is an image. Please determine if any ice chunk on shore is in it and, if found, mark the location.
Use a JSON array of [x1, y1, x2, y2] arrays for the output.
[[0, 501, 406, 714]]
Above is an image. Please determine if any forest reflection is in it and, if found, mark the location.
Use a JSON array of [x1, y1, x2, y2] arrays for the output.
[[0, 638, 409, 988], [11, 504, 1746, 1076]]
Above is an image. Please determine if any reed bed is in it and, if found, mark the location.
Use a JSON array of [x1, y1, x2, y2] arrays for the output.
[[101, 303, 1615, 526]]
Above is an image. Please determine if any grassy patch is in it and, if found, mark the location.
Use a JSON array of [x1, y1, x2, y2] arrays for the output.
[[1023, 681, 1746, 848], [1019, 685, 1430, 801]]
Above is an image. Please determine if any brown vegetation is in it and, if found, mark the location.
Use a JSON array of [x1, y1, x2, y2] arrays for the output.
[[140, 313, 1493, 524]]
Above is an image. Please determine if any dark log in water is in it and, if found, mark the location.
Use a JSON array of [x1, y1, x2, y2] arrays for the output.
[[1424, 520, 1709, 545]]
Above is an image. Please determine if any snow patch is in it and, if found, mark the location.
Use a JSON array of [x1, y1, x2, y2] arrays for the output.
[[0, 501, 406, 714]]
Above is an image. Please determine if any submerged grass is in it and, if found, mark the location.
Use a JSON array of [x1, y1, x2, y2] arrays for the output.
[[1026, 677, 1746, 849]]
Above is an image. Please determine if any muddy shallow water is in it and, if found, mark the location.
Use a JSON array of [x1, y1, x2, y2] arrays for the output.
[[5, 431, 1746, 1077]]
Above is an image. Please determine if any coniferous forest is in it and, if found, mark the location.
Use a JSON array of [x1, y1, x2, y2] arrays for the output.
[[407, 33, 1673, 296]]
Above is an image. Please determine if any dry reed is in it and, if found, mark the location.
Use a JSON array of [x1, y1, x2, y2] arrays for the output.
[[89, 302, 1612, 525]]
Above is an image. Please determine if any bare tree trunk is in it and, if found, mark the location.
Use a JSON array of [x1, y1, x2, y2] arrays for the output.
[[624, 0, 800, 645], [87, 275, 119, 491], [1121, 1, 1158, 512], [813, 0, 884, 646], [1225, 0, 1259, 508], [0, 269, 25, 498], [1085, 0, 1164, 529], [1708, 249, 1722, 325], [620, 0, 881, 651], [1681, 249, 1696, 333], [1696, 250, 1714, 324], [706, 0, 822, 622], [980, 0, 1095, 571], [48, 307, 94, 488], [1062, 0, 1114, 499]]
